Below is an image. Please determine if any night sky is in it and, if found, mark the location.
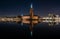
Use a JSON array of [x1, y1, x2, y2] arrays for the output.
[[0, 0, 60, 39], [0, 0, 60, 16]]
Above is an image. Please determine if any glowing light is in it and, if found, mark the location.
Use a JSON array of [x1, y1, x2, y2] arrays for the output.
[[31, 31, 32, 36], [21, 14, 23, 16], [31, 3, 33, 8], [21, 22, 23, 26]]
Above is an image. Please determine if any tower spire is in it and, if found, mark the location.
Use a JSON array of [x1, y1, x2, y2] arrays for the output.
[[31, 3, 33, 8]]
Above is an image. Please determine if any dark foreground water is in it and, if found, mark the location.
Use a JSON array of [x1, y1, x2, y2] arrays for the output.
[[0, 22, 60, 39]]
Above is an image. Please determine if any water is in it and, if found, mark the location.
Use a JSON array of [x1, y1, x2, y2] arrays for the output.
[[0, 23, 60, 39], [31, 31, 32, 36]]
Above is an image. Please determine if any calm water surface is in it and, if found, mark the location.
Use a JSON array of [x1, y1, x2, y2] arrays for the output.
[[0, 23, 60, 39]]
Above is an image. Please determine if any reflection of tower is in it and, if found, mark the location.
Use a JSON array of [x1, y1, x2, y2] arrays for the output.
[[30, 3, 34, 36], [30, 3, 34, 18]]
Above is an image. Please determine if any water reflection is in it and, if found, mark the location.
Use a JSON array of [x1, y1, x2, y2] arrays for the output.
[[0, 23, 60, 38]]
